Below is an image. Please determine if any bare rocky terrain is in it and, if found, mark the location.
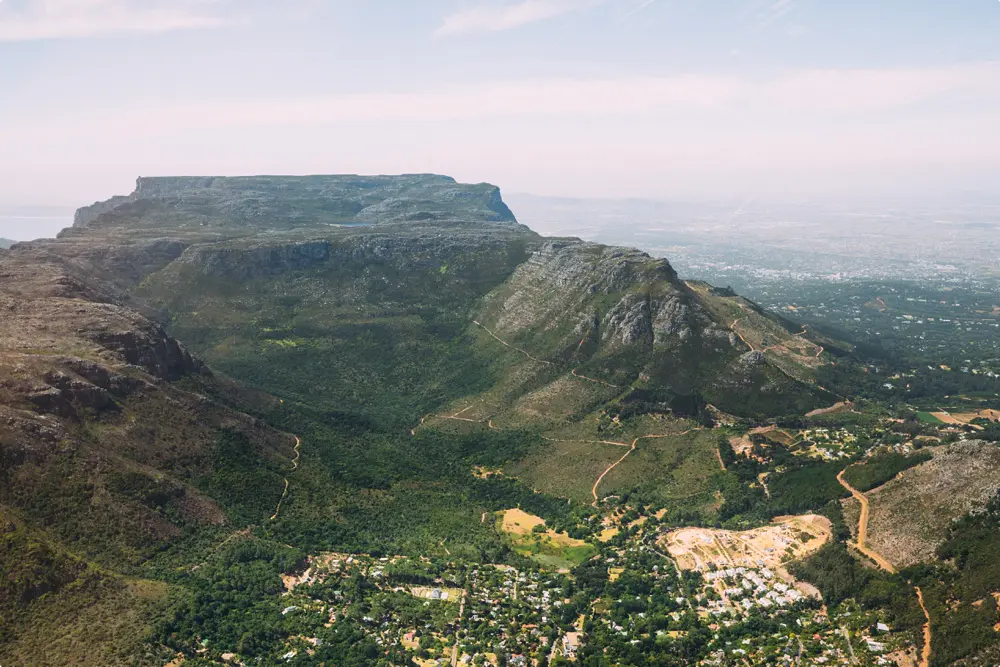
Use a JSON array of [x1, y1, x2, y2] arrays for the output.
[[842, 441, 1000, 568]]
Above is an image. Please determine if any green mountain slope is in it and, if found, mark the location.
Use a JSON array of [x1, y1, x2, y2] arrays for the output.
[[0, 175, 846, 664]]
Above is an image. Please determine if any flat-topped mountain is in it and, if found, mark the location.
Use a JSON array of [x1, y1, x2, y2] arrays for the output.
[[0, 174, 847, 665], [71, 174, 518, 237]]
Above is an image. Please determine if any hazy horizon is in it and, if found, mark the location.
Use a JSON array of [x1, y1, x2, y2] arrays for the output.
[[3, 0, 1000, 209]]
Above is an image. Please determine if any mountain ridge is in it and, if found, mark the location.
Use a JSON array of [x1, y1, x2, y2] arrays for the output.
[[0, 174, 844, 664]]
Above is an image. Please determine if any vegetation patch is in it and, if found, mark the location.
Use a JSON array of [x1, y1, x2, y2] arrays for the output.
[[855, 441, 1000, 567], [916, 411, 944, 424], [497, 509, 596, 570], [842, 450, 934, 492]]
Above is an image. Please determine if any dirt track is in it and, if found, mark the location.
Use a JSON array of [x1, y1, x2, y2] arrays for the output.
[[914, 585, 932, 667], [570, 367, 621, 388], [472, 320, 553, 365], [837, 469, 897, 572], [836, 469, 933, 667], [270, 435, 301, 521], [715, 444, 727, 471], [592, 430, 695, 506]]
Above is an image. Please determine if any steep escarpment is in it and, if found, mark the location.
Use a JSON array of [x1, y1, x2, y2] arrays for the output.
[[1, 174, 840, 664], [0, 245, 295, 664], [71, 174, 519, 236], [22, 174, 832, 428]]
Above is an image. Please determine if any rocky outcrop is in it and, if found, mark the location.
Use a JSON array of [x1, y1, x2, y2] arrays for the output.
[[57, 357, 141, 395], [484, 239, 714, 356], [91, 326, 201, 382], [602, 294, 653, 346], [73, 195, 135, 227]]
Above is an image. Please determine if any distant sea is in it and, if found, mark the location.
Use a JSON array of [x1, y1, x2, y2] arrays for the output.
[[0, 214, 74, 242]]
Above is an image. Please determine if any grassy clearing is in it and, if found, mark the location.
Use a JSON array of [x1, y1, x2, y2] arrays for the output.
[[497, 509, 596, 570], [506, 439, 625, 503], [916, 411, 945, 424], [601, 429, 721, 505]]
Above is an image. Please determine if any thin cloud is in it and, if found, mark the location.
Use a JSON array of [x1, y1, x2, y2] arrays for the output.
[[19, 63, 999, 134], [621, 0, 657, 20], [435, 0, 598, 36], [758, 0, 797, 26], [0, 0, 227, 41], [739, 0, 799, 29]]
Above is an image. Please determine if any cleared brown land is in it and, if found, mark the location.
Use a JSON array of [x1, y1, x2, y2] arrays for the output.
[[844, 441, 1000, 568], [662, 514, 831, 573], [929, 412, 963, 425], [933, 409, 1000, 426], [749, 426, 797, 447], [500, 508, 546, 534], [805, 401, 853, 418], [729, 434, 754, 456]]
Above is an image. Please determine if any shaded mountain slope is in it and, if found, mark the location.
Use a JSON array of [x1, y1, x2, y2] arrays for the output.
[[1, 174, 842, 664], [0, 247, 295, 664]]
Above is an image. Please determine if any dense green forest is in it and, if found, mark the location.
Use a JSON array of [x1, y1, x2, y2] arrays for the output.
[[841, 450, 933, 492], [923, 491, 1000, 666]]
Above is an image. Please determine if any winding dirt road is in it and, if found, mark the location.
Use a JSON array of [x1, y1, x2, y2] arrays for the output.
[[838, 469, 933, 666], [472, 320, 553, 366], [270, 435, 301, 522], [914, 585, 932, 667], [836, 469, 896, 573], [592, 430, 696, 506]]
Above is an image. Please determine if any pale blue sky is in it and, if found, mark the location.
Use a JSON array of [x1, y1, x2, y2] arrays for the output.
[[2, 0, 1000, 215]]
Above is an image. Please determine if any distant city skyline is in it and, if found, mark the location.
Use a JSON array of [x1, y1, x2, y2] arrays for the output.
[[2, 0, 1000, 210]]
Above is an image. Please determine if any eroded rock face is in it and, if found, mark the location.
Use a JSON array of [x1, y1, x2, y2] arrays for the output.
[[58, 357, 140, 395], [602, 294, 653, 346], [91, 327, 201, 382], [652, 295, 693, 343], [485, 238, 715, 357]]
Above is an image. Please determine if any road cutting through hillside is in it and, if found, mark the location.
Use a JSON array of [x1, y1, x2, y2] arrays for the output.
[[542, 436, 630, 447], [472, 320, 553, 365], [473, 320, 621, 389], [915, 585, 932, 667], [270, 435, 301, 522], [836, 469, 896, 573], [837, 470, 934, 665], [592, 430, 696, 506], [730, 317, 756, 351], [570, 368, 621, 388]]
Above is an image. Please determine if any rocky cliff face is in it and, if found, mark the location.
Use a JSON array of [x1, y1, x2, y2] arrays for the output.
[[480, 239, 729, 355], [32, 174, 830, 421], [70, 174, 519, 236], [0, 233, 293, 582]]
